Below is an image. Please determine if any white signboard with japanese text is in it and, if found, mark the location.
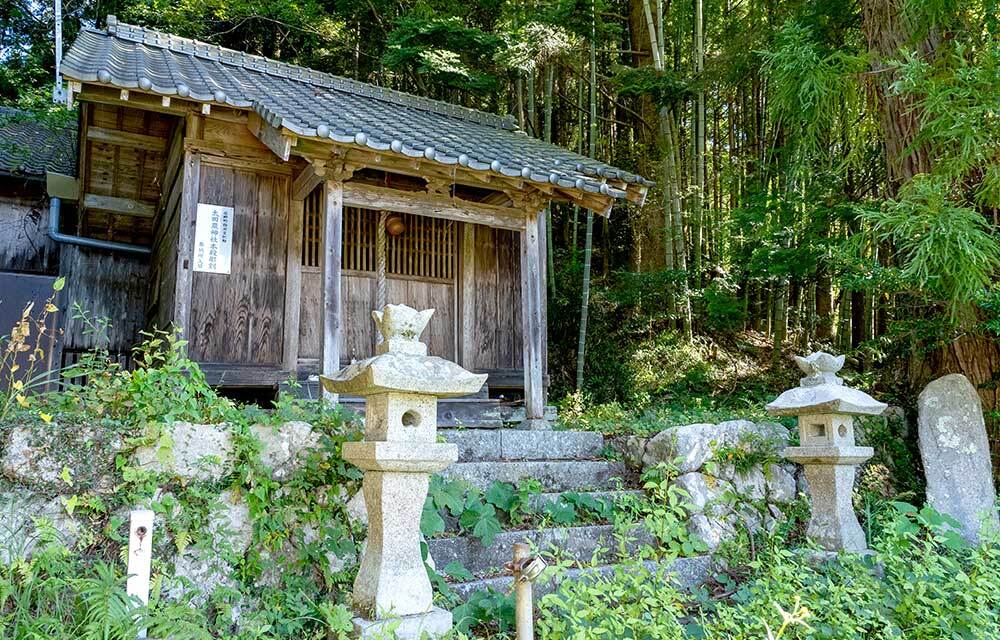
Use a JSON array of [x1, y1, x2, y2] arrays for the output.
[[193, 203, 233, 274]]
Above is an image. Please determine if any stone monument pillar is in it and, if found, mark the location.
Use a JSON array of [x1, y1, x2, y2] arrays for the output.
[[766, 352, 886, 553], [321, 304, 487, 639]]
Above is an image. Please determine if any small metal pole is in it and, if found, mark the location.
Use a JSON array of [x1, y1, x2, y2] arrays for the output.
[[513, 542, 534, 640], [127, 509, 154, 639]]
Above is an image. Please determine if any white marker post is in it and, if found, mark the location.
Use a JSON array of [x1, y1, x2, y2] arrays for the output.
[[127, 509, 154, 639]]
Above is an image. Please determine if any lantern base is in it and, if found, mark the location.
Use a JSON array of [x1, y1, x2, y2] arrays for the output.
[[351, 606, 452, 640]]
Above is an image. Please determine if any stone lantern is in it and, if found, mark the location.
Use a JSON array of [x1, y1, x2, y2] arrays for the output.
[[766, 352, 886, 553], [321, 304, 487, 639]]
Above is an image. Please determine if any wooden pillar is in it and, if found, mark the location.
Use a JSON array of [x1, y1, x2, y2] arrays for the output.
[[520, 209, 547, 429], [460, 223, 476, 369], [173, 150, 200, 336], [283, 196, 304, 373], [321, 179, 344, 402], [537, 210, 549, 405]]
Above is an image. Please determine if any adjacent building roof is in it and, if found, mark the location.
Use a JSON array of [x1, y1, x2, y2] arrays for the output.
[[0, 107, 78, 178], [61, 17, 651, 203]]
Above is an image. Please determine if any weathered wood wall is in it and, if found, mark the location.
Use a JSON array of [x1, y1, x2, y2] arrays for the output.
[[187, 164, 289, 365], [296, 213, 516, 374], [148, 125, 184, 331], [58, 244, 149, 354], [0, 183, 57, 274], [464, 225, 522, 372]]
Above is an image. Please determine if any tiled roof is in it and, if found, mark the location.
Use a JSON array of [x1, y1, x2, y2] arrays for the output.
[[0, 108, 78, 178], [61, 17, 652, 202]]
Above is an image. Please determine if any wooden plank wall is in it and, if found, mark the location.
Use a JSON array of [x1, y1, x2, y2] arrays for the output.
[[148, 119, 186, 331], [466, 224, 522, 371], [187, 164, 289, 364], [297, 216, 515, 371], [58, 244, 149, 353], [298, 273, 455, 362]]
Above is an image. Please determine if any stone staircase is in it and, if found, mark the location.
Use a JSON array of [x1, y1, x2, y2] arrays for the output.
[[429, 409, 712, 600]]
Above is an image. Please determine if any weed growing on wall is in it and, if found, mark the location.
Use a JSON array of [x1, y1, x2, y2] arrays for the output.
[[0, 318, 365, 638]]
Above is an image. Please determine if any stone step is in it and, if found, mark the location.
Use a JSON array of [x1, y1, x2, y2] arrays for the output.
[[429, 524, 654, 576], [440, 461, 630, 493], [448, 555, 714, 602], [439, 490, 646, 532], [439, 429, 605, 462], [528, 489, 646, 513]]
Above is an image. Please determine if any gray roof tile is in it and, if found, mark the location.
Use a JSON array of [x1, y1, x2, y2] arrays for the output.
[[61, 18, 652, 201], [0, 108, 78, 178]]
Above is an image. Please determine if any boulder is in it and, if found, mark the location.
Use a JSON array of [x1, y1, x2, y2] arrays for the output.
[[673, 472, 733, 516], [2, 427, 63, 485], [917, 374, 999, 544], [642, 420, 789, 473], [642, 423, 718, 473], [251, 421, 320, 479], [0, 491, 81, 562], [209, 490, 253, 554], [135, 422, 234, 482], [2, 424, 122, 489], [765, 464, 798, 504], [719, 466, 767, 502], [170, 548, 238, 606], [622, 436, 649, 470]]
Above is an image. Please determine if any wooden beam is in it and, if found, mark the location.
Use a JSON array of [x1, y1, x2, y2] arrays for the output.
[[248, 112, 293, 162], [183, 139, 291, 173], [46, 172, 79, 199], [283, 198, 305, 372], [173, 151, 201, 336], [460, 223, 476, 368], [292, 162, 325, 200], [82, 193, 156, 217], [87, 126, 169, 152], [343, 182, 526, 231], [321, 179, 344, 403], [519, 208, 546, 428]]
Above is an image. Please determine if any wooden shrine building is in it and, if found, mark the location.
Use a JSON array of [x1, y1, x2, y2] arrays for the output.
[[52, 17, 650, 422]]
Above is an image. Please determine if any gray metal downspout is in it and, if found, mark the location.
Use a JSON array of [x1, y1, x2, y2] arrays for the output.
[[48, 197, 151, 255]]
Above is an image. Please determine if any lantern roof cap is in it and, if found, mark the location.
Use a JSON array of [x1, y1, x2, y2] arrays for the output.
[[321, 304, 487, 398], [766, 352, 887, 417]]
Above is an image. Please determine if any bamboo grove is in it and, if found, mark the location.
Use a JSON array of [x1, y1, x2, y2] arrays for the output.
[[3, 0, 999, 410]]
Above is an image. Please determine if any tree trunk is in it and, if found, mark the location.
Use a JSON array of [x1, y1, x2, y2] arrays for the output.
[[862, 0, 1000, 412], [576, 2, 599, 389], [692, 0, 705, 283], [543, 63, 556, 294]]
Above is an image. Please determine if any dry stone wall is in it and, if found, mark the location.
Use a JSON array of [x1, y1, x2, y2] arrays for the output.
[[0, 418, 354, 622], [618, 419, 803, 549]]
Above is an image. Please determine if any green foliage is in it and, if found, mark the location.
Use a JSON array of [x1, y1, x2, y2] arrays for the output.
[[760, 21, 864, 169], [452, 587, 514, 634], [458, 499, 503, 547], [45, 326, 233, 428], [537, 558, 689, 639], [695, 503, 1000, 639], [534, 503, 1000, 639], [710, 431, 784, 476], [700, 278, 746, 334], [382, 15, 503, 94], [861, 176, 1000, 320], [0, 322, 365, 639], [639, 463, 709, 556], [0, 532, 212, 639]]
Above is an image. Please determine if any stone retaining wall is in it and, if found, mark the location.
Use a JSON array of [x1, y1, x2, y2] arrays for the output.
[[0, 418, 357, 620]]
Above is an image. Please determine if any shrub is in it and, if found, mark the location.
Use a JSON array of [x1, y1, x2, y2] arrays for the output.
[[535, 503, 1000, 640]]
